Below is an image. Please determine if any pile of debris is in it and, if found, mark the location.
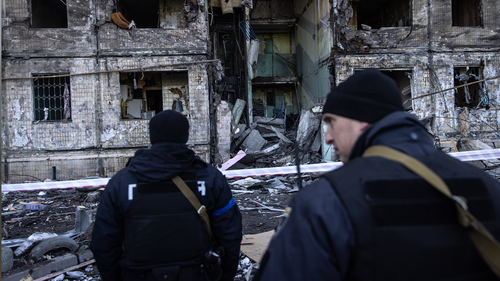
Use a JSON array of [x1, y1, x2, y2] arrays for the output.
[[226, 106, 327, 170]]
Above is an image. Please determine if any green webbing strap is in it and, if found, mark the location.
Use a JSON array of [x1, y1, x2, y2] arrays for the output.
[[172, 176, 216, 244], [363, 145, 500, 278]]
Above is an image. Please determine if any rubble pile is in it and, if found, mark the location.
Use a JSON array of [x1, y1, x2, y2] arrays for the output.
[[227, 108, 326, 170]]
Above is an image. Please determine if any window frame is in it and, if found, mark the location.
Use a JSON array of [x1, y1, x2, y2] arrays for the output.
[[32, 75, 72, 122]]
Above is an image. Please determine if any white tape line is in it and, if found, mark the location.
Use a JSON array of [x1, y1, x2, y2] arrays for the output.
[[3, 149, 500, 192], [2, 178, 109, 193], [222, 162, 343, 179], [449, 149, 500, 162]]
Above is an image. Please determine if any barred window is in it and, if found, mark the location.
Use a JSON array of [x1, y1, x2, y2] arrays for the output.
[[33, 76, 71, 121]]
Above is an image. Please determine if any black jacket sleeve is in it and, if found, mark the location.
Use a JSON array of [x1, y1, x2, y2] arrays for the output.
[[90, 172, 126, 281], [201, 166, 243, 281], [254, 178, 355, 281]]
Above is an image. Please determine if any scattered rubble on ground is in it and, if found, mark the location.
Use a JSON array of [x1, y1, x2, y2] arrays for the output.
[[1, 172, 321, 281]]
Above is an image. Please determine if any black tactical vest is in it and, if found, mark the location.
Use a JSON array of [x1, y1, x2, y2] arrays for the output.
[[324, 151, 500, 281], [123, 170, 210, 265]]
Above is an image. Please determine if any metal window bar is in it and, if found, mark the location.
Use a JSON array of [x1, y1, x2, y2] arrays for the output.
[[33, 76, 71, 121], [239, 20, 264, 42]]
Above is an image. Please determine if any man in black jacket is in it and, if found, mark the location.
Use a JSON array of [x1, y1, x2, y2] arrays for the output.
[[91, 110, 242, 281], [255, 69, 500, 281]]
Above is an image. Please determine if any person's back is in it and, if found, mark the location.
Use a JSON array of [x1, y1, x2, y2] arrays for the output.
[[254, 69, 500, 281], [91, 110, 242, 281]]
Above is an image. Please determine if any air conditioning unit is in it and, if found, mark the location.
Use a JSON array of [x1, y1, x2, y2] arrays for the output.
[[142, 111, 155, 120]]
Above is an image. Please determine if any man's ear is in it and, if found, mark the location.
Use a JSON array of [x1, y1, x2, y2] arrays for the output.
[[359, 122, 371, 132]]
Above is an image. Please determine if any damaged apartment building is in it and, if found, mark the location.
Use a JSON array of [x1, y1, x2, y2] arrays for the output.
[[2, 0, 500, 183]]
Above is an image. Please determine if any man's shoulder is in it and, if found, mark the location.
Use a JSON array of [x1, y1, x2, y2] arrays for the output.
[[294, 177, 341, 204]]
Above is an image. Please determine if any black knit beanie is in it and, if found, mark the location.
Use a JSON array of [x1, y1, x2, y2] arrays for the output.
[[149, 110, 189, 144], [322, 68, 404, 123]]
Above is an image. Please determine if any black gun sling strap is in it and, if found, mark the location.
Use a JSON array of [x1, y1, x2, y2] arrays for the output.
[[172, 176, 216, 244], [363, 145, 500, 278]]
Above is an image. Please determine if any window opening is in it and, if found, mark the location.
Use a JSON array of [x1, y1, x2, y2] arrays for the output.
[[452, 0, 482, 27], [31, 0, 68, 28], [33, 75, 71, 121], [116, 0, 160, 28], [380, 70, 412, 111], [354, 0, 411, 30], [120, 71, 189, 120], [454, 66, 488, 109]]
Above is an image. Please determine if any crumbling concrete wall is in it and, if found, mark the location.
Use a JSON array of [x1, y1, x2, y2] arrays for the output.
[[216, 101, 232, 164], [2, 0, 212, 183], [330, 0, 500, 160], [3, 58, 98, 151]]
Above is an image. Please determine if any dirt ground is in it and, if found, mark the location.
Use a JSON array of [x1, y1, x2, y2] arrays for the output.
[[1, 181, 301, 280]]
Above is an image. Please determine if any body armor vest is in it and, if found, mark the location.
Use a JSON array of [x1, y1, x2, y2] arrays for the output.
[[324, 151, 500, 281], [123, 170, 210, 265]]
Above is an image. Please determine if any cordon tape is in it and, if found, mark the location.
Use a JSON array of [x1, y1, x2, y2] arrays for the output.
[[3, 149, 500, 193]]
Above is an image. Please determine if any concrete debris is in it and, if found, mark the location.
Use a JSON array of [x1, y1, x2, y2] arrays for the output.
[[231, 178, 264, 190], [232, 99, 247, 132], [254, 116, 284, 126], [296, 110, 321, 151], [361, 24, 372, 30], [266, 178, 288, 190], [226, 108, 325, 171], [255, 124, 284, 135], [261, 143, 281, 154], [66, 271, 86, 278], [310, 130, 322, 153], [241, 130, 267, 153], [234, 124, 247, 137]]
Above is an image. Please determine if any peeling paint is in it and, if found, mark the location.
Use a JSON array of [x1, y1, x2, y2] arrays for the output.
[[11, 98, 23, 121], [13, 127, 30, 147], [102, 126, 117, 143]]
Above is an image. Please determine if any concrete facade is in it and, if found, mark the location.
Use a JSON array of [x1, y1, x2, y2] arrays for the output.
[[2, 0, 214, 183], [328, 0, 500, 159], [2, 0, 500, 181]]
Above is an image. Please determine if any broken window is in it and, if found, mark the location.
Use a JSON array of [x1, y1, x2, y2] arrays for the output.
[[354, 0, 411, 30], [119, 71, 189, 120], [452, 0, 483, 27], [115, 0, 190, 29], [116, 0, 160, 28], [380, 70, 412, 111], [454, 67, 488, 108], [30, 0, 68, 28], [33, 75, 71, 121]]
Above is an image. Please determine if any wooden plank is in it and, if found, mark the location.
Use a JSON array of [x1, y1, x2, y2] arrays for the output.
[[450, 138, 459, 152], [33, 259, 95, 281]]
